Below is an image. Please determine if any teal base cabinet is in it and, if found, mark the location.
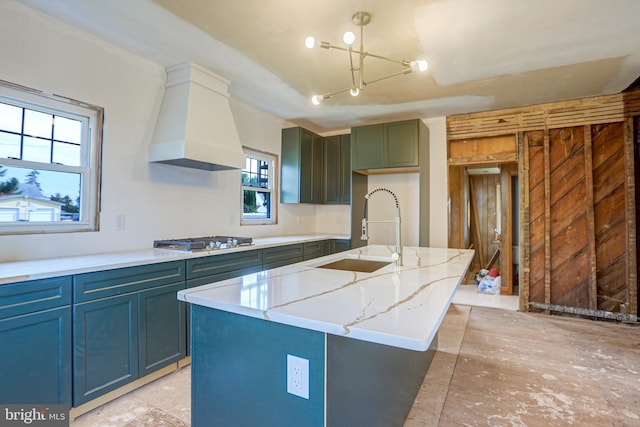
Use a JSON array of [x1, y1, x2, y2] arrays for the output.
[[186, 249, 263, 288], [73, 261, 185, 406], [303, 240, 331, 260], [191, 307, 326, 427], [186, 250, 263, 355], [262, 243, 303, 269], [139, 282, 185, 376], [190, 305, 436, 427], [0, 276, 72, 406], [73, 293, 139, 405], [331, 239, 351, 254]]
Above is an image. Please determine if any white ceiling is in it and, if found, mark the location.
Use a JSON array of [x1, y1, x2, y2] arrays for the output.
[[18, 0, 640, 133]]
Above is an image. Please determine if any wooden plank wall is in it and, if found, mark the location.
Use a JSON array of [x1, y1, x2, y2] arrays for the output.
[[448, 92, 639, 317], [592, 123, 628, 312]]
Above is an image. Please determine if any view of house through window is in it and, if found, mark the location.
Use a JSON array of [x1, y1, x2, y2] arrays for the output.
[[241, 148, 276, 225], [0, 82, 102, 234]]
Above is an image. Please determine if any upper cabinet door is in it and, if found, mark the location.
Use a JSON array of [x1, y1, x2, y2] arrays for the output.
[[339, 135, 351, 204], [384, 120, 419, 168], [281, 127, 324, 204], [324, 135, 341, 204], [352, 124, 384, 170], [351, 120, 420, 171]]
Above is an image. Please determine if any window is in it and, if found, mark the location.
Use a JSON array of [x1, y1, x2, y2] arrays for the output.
[[0, 81, 103, 234], [241, 148, 277, 225]]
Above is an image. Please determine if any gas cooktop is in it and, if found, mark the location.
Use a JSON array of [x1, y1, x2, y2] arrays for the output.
[[153, 236, 253, 251]]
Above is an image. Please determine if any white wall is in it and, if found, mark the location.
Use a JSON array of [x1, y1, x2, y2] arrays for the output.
[[424, 117, 449, 248], [0, 1, 319, 262], [366, 174, 420, 247]]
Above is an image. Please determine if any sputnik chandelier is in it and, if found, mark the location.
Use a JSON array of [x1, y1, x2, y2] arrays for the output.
[[305, 11, 428, 105]]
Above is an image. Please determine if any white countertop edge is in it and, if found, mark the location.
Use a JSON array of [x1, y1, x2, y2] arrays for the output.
[[179, 280, 463, 352], [0, 234, 350, 285]]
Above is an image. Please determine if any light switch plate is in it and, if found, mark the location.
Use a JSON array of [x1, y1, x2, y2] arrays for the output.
[[287, 354, 309, 399]]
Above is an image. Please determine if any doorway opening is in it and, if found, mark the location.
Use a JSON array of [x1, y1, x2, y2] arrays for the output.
[[449, 163, 519, 296]]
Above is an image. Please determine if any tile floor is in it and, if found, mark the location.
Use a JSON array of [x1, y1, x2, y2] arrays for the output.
[[70, 285, 640, 426]]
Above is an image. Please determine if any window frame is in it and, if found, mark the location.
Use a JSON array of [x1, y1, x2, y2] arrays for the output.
[[0, 80, 103, 234], [241, 147, 278, 226]]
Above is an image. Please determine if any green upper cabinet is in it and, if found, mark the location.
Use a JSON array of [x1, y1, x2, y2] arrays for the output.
[[351, 119, 422, 171], [352, 124, 384, 170], [323, 134, 351, 204], [281, 127, 350, 205], [281, 127, 324, 204]]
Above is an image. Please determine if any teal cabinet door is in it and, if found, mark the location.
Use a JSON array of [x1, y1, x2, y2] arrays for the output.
[[263, 244, 304, 269], [187, 250, 263, 287], [73, 293, 139, 406], [351, 119, 420, 170], [384, 120, 419, 168], [339, 134, 351, 204], [0, 306, 71, 406], [281, 127, 324, 204], [352, 124, 384, 170], [139, 282, 186, 376], [0, 276, 72, 406], [299, 128, 314, 203], [303, 240, 331, 260], [331, 239, 352, 254], [324, 134, 350, 204]]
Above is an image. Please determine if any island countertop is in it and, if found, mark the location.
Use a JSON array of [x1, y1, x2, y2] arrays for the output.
[[178, 245, 474, 351]]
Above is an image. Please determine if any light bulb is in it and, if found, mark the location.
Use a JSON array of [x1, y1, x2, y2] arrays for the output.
[[305, 36, 316, 49], [350, 87, 360, 97], [411, 60, 428, 72], [311, 95, 321, 105], [342, 31, 355, 45]]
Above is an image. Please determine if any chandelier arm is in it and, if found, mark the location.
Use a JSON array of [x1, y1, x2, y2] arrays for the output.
[[359, 23, 365, 90], [362, 52, 411, 66], [322, 43, 412, 66], [319, 85, 356, 99], [319, 43, 351, 53], [363, 68, 414, 86], [348, 46, 357, 89]]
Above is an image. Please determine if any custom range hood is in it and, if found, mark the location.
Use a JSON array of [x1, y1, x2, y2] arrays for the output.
[[149, 62, 245, 171]]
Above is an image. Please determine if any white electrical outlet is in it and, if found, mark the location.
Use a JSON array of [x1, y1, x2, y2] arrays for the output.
[[287, 354, 309, 399]]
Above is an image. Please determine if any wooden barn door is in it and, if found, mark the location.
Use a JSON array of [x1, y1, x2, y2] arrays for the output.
[[521, 123, 636, 315]]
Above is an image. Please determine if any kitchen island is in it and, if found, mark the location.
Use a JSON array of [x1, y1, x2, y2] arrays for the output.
[[178, 245, 474, 427]]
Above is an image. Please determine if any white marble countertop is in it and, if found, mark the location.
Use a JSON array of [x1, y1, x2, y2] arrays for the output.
[[178, 245, 474, 352], [0, 234, 348, 285]]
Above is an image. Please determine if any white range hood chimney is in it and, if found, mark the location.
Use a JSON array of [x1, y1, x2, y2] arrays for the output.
[[149, 62, 245, 171]]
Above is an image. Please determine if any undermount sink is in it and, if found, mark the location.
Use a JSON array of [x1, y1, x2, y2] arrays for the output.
[[316, 257, 392, 273]]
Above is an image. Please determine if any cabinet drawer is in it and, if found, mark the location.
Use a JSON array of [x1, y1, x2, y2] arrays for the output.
[[303, 240, 331, 260], [187, 250, 263, 280], [331, 239, 351, 254], [262, 244, 303, 269], [0, 276, 71, 320], [74, 260, 185, 303]]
